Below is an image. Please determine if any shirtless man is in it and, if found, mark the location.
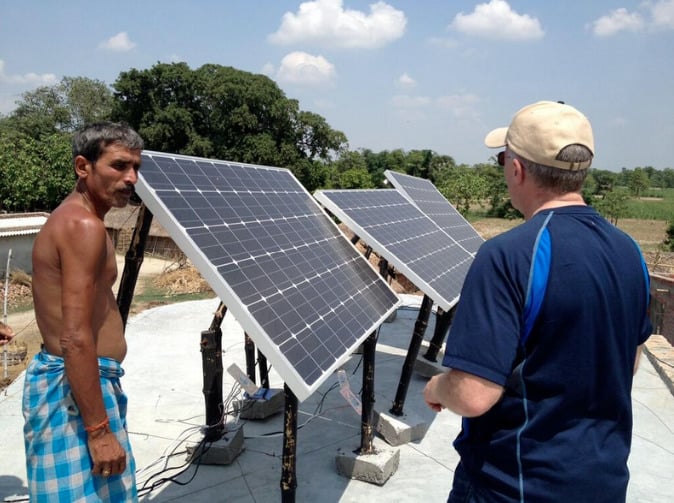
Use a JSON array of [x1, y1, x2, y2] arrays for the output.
[[23, 122, 143, 502]]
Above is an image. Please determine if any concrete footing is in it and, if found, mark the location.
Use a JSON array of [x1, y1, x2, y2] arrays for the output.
[[414, 355, 445, 378], [232, 388, 284, 419], [373, 408, 429, 446], [335, 438, 400, 485], [187, 426, 245, 465]]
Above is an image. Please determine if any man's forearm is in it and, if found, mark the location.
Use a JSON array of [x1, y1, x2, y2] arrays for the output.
[[62, 334, 108, 426], [424, 369, 504, 418]]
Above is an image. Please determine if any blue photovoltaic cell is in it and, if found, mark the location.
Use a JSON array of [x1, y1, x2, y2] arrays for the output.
[[314, 189, 473, 311], [134, 151, 400, 402], [385, 170, 484, 255]]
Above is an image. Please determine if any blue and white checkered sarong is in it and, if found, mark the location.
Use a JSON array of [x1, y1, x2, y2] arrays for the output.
[[22, 349, 138, 502]]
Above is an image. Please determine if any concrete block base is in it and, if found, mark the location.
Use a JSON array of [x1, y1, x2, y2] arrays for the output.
[[335, 438, 400, 486], [187, 426, 244, 465], [374, 408, 429, 446], [414, 355, 445, 378], [232, 388, 284, 419]]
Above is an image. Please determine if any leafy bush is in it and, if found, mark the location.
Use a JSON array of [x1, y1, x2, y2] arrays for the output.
[[664, 218, 674, 252]]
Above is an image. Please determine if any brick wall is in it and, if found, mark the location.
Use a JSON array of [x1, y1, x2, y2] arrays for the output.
[[650, 274, 674, 346]]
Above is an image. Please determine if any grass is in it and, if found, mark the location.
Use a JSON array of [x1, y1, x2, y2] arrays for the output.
[[623, 187, 674, 220], [133, 278, 215, 305]]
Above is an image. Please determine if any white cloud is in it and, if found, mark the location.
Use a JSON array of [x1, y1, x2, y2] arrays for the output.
[[276, 51, 336, 85], [391, 95, 431, 108], [590, 1, 674, 36], [0, 59, 58, 86], [590, 8, 644, 36], [436, 94, 480, 118], [450, 0, 544, 40], [99, 32, 136, 51], [650, 0, 674, 29], [269, 0, 406, 49], [396, 73, 416, 89], [261, 62, 276, 76]]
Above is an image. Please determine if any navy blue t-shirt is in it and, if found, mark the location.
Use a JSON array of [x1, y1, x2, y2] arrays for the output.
[[443, 206, 652, 503]]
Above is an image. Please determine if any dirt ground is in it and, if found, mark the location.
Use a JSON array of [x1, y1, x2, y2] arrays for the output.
[[2, 218, 672, 391], [0, 256, 200, 390]]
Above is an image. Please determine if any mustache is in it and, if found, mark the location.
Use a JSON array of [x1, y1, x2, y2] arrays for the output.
[[127, 186, 141, 204]]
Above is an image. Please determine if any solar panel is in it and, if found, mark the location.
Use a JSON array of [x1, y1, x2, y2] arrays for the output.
[[313, 189, 473, 312], [385, 170, 484, 255], [134, 151, 400, 402]]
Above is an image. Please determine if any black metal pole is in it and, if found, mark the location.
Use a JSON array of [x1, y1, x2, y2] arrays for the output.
[[359, 330, 377, 454], [258, 350, 270, 389], [200, 301, 227, 441], [281, 384, 298, 503], [199, 301, 227, 442], [390, 294, 434, 416], [116, 203, 154, 328], [423, 305, 456, 362], [200, 326, 224, 441], [244, 333, 256, 384]]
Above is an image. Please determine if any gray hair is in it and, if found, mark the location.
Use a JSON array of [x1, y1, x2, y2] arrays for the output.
[[72, 121, 144, 164], [517, 144, 592, 193]]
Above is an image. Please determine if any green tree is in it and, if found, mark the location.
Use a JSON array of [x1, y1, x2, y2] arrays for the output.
[[328, 151, 374, 189], [627, 168, 650, 197], [360, 149, 390, 187], [594, 188, 629, 225], [587, 169, 618, 196], [111, 62, 346, 189], [0, 129, 72, 211], [2, 77, 113, 139], [436, 166, 488, 215], [664, 218, 674, 252]]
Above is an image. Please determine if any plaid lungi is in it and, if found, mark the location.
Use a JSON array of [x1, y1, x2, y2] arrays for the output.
[[22, 349, 138, 502]]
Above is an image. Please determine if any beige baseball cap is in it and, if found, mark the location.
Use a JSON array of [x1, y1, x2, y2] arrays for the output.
[[484, 101, 594, 170]]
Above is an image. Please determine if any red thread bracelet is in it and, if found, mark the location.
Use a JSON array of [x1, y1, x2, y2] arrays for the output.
[[85, 417, 110, 433]]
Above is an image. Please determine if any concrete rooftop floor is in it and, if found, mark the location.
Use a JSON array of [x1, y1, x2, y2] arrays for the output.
[[1, 295, 674, 502]]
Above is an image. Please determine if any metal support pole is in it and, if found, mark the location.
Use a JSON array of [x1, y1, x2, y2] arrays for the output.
[[244, 333, 256, 384], [423, 305, 456, 362], [281, 384, 298, 503], [117, 203, 154, 328], [390, 294, 433, 416], [359, 330, 377, 454], [198, 302, 227, 442], [200, 326, 224, 441], [258, 350, 270, 389]]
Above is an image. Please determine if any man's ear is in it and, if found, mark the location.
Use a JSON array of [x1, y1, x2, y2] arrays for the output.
[[512, 158, 526, 184], [74, 155, 91, 179]]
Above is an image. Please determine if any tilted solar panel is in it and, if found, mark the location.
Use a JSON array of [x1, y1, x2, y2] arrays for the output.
[[313, 189, 473, 312], [385, 170, 484, 255], [135, 151, 400, 402]]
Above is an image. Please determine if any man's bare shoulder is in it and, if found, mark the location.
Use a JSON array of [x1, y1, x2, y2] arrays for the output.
[[41, 197, 106, 239]]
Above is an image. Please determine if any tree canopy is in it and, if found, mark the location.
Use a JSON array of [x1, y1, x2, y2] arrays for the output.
[[111, 62, 347, 190], [0, 63, 673, 215]]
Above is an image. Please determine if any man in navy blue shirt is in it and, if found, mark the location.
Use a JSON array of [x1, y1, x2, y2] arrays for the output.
[[423, 101, 652, 502]]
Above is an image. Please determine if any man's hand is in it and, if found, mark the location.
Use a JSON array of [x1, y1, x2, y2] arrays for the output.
[[422, 369, 504, 417], [87, 429, 127, 477], [423, 375, 444, 412], [0, 322, 14, 346]]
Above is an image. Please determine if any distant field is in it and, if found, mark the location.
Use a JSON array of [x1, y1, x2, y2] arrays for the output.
[[625, 188, 674, 220], [472, 217, 667, 249]]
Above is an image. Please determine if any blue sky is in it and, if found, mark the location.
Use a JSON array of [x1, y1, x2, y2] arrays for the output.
[[1, 0, 673, 171]]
